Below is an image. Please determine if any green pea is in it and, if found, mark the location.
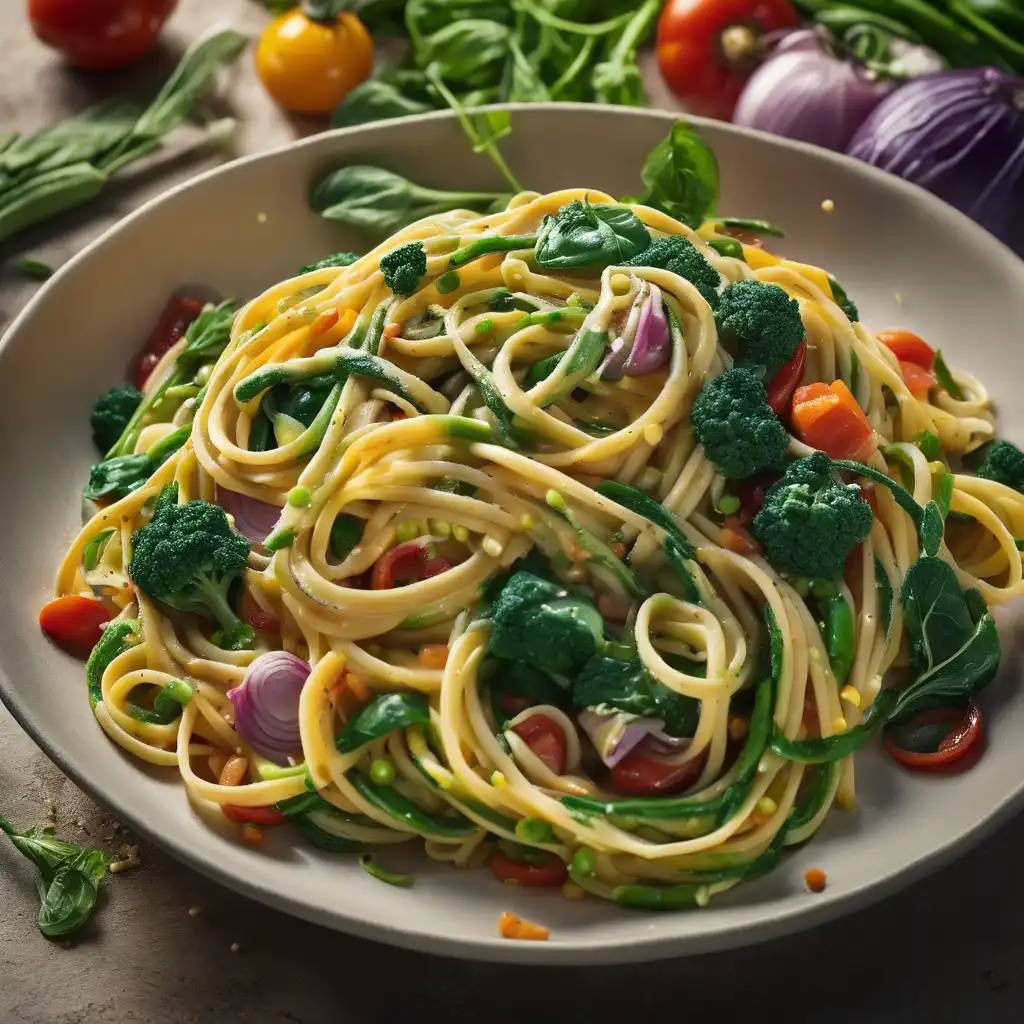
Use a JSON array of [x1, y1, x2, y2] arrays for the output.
[[715, 493, 740, 516], [436, 271, 461, 295], [370, 758, 395, 786], [709, 238, 744, 260], [571, 847, 596, 877], [287, 486, 311, 508], [515, 818, 557, 844]]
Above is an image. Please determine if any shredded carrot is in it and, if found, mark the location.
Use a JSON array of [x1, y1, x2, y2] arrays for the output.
[[310, 309, 340, 337], [609, 541, 627, 559], [219, 755, 248, 788], [418, 644, 450, 669], [499, 911, 550, 941], [805, 867, 827, 893], [383, 322, 401, 339], [241, 825, 264, 847], [344, 671, 372, 702]]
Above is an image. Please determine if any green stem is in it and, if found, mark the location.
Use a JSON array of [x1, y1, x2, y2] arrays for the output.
[[609, 0, 661, 61], [514, 3, 636, 37], [448, 235, 537, 268], [550, 36, 597, 98], [770, 689, 897, 763]]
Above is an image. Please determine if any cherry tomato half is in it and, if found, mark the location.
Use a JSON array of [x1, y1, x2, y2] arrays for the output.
[[29, 0, 178, 72], [656, 0, 799, 121], [883, 702, 984, 772], [609, 748, 706, 797], [256, 8, 373, 116], [898, 360, 937, 395], [512, 714, 567, 776], [39, 595, 110, 649], [490, 850, 568, 887]]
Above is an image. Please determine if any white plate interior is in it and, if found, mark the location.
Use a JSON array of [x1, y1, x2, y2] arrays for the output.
[[2, 105, 1024, 964]]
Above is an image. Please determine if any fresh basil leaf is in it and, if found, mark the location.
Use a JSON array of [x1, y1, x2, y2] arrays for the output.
[[331, 80, 434, 128], [417, 21, 510, 85], [406, 0, 512, 46], [330, 514, 364, 561], [891, 556, 1001, 724], [503, 38, 551, 103], [38, 861, 101, 938], [573, 654, 699, 737], [591, 59, 645, 106], [337, 693, 431, 752], [920, 501, 944, 557], [636, 121, 720, 229], [535, 199, 651, 271], [488, 659, 570, 727]]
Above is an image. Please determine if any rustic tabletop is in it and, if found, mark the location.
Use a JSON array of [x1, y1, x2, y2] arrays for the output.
[[1, 3, 1022, 1022]]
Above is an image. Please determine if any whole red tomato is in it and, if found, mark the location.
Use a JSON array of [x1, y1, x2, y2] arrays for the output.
[[28, 0, 179, 72], [657, 0, 799, 121]]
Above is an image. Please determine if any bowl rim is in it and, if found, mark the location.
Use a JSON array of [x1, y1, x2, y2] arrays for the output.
[[3, 102, 1024, 964]]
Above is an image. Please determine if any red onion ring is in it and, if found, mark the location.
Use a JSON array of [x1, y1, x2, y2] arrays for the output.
[[217, 486, 282, 544], [227, 651, 310, 764]]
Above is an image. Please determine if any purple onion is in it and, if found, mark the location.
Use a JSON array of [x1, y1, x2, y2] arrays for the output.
[[227, 651, 310, 764], [623, 284, 670, 376], [577, 709, 686, 769], [734, 28, 894, 152], [217, 487, 282, 544], [848, 68, 1024, 255]]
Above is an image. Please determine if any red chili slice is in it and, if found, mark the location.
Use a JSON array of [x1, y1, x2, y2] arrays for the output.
[[765, 340, 807, 416], [883, 701, 984, 772]]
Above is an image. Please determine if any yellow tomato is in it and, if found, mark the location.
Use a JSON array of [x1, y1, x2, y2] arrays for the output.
[[256, 9, 373, 116]]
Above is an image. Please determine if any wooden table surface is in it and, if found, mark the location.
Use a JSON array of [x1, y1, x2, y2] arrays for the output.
[[1, 3, 1022, 1021]]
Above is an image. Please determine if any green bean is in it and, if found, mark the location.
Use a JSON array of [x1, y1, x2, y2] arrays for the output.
[[0, 163, 106, 243], [771, 689, 897, 763], [820, 593, 855, 686]]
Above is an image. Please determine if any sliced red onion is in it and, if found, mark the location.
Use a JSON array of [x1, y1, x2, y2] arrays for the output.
[[578, 709, 685, 769], [623, 284, 670, 376], [734, 28, 895, 153], [217, 486, 282, 544], [599, 281, 648, 382], [848, 68, 1024, 255], [227, 651, 310, 764]]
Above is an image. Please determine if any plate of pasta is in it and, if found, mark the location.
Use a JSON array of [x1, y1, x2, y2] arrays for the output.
[[5, 104, 1024, 962]]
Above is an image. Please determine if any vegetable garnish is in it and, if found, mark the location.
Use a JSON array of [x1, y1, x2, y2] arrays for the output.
[[0, 29, 245, 244], [50, 119, 1020, 916], [499, 911, 550, 940], [0, 813, 108, 938]]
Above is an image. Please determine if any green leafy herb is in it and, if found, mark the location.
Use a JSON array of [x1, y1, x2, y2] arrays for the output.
[[330, 514, 364, 561], [535, 199, 651, 271], [591, 0, 660, 105], [635, 121, 719, 229], [331, 80, 433, 127], [15, 256, 54, 280], [933, 350, 965, 399], [337, 693, 431, 752], [0, 814, 107, 938], [712, 217, 785, 238], [85, 620, 140, 709]]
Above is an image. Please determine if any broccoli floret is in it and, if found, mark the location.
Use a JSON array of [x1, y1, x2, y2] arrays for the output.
[[301, 252, 360, 273], [91, 386, 143, 455], [380, 241, 427, 298], [716, 280, 804, 377], [976, 440, 1024, 492], [752, 451, 874, 579], [488, 571, 603, 677], [627, 235, 721, 308], [692, 367, 789, 480], [129, 483, 254, 651]]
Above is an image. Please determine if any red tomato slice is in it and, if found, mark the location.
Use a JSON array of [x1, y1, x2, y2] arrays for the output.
[[898, 360, 937, 395], [490, 851, 568, 887], [765, 341, 807, 416], [877, 330, 935, 369], [239, 589, 280, 634], [39, 595, 110, 649], [609, 749, 706, 797], [371, 542, 453, 590], [222, 804, 286, 826], [883, 702, 984, 772], [132, 294, 204, 388], [656, 0, 799, 120], [512, 714, 567, 776]]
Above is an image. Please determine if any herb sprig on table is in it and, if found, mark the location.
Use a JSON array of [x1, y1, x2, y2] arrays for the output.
[[0, 29, 246, 246]]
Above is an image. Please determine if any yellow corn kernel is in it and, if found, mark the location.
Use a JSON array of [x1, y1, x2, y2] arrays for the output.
[[840, 685, 861, 708], [482, 536, 503, 558], [561, 881, 586, 901], [728, 716, 749, 742], [643, 423, 664, 446], [490, 771, 506, 789], [832, 716, 849, 733], [519, 513, 534, 530], [755, 796, 777, 817]]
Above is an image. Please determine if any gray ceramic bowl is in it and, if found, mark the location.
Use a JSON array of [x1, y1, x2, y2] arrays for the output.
[[2, 105, 1023, 964]]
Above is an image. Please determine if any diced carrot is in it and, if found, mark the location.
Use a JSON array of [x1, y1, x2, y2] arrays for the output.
[[898, 360, 936, 394], [418, 644, 450, 669], [805, 867, 828, 893], [310, 309, 340, 338], [344, 671, 372, 702], [499, 911, 550, 941], [609, 541, 627, 559], [721, 516, 760, 554], [791, 380, 875, 462], [241, 825, 264, 846]]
